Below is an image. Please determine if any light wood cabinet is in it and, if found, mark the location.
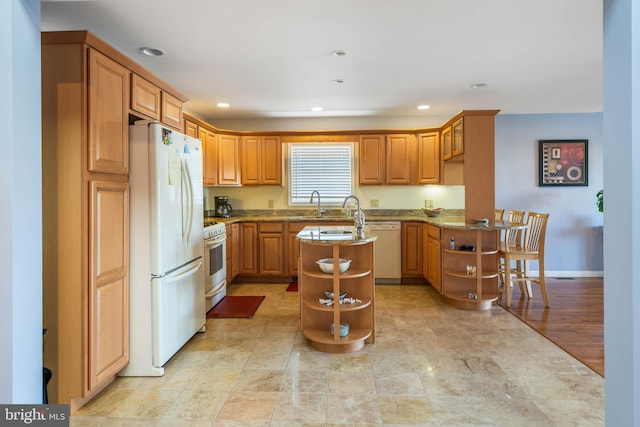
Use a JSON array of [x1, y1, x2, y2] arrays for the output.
[[88, 181, 129, 388], [425, 224, 441, 291], [161, 92, 183, 130], [217, 134, 241, 185], [88, 49, 129, 175], [184, 119, 198, 138], [386, 134, 416, 184], [358, 134, 385, 184], [441, 126, 452, 161], [417, 131, 440, 184], [130, 74, 183, 130], [230, 223, 239, 280], [258, 222, 286, 275], [239, 222, 258, 274], [130, 73, 160, 120], [441, 227, 498, 310], [241, 135, 282, 185], [298, 234, 375, 353], [199, 128, 217, 186], [401, 222, 423, 277], [42, 36, 131, 410], [452, 118, 464, 157]]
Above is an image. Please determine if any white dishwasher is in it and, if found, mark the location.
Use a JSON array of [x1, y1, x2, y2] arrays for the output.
[[368, 221, 402, 284]]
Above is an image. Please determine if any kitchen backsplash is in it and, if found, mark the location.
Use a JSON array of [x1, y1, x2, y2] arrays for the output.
[[204, 185, 465, 212]]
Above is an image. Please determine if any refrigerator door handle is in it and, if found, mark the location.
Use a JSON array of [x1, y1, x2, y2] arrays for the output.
[[182, 158, 194, 245], [167, 260, 203, 283]]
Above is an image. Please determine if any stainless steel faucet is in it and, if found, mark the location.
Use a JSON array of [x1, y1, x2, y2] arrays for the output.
[[309, 190, 324, 217], [342, 195, 365, 238]]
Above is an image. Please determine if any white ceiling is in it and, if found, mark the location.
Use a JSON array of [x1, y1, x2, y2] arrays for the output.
[[40, 0, 603, 122]]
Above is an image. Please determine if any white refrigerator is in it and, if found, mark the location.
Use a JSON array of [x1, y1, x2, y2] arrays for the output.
[[121, 121, 205, 377]]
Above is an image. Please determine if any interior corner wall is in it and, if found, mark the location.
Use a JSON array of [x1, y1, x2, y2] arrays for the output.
[[0, 0, 43, 404], [494, 113, 604, 276]]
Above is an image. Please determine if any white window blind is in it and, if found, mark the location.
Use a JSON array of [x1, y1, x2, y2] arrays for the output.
[[289, 143, 353, 204]]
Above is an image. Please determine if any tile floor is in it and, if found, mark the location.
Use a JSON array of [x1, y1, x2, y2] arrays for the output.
[[71, 284, 604, 426]]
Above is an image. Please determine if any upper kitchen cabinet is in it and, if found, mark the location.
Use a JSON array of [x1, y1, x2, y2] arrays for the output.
[[88, 49, 129, 175], [452, 118, 464, 157], [184, 114, 241, 186], [241, 135, 282, 185], [218, 134, 242, 186], [199, 127, 218, 186], [130, 73, 184, 131], [359, 134, 385, 184], [417, 131, 440, 184], [386, 134, 417, 184], [441, 125, 452, 161], [359, 133, 421, 185]]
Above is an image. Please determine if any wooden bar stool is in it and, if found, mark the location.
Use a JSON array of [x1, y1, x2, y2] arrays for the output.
[[498, 210, 526, 285], [498, 212, 550, 308]]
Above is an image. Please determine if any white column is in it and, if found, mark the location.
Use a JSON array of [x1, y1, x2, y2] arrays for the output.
[[0, 0, 43, 403], [603, 0, 640, 425]]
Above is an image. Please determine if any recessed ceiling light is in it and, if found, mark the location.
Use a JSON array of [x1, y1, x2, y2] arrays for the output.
[[310, 107, 323, 112], [470, 83, 488, 89], [332, 50, 347, 57], [216, 102, 230, 108], [138, 47, 165, 57], [333, 79, 345, 84], [417, 105, 431, 110]]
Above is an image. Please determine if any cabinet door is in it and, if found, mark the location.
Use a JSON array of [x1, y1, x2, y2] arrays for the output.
[[452, 118, 464, 156], [130, 74, 160, 120], [184, 119, 198, 138], [386, 134, 415, 184], [200, 128, 217, 186], [218, 134, 241, 185], [241, 136, 261, 185], [401, 222, 423, 276], [261, 136, 282, 185], [359, 135, 385, 184], [441, 126, 452, 161], [88, 49, 129, 175], [88, 181, 129, 389], [231, 223, 240, 279], [161, 92, 183, 130], [239, 222, 258, 274], [417, 132, 440, 184], [258, 223, 285, 275], [427, 225, 442, 291]]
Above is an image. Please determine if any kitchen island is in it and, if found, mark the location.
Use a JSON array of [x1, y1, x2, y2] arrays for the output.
[[296, 225, 377, 353]]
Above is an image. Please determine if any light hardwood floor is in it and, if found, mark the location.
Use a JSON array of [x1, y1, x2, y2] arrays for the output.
[[498, 277, 604, 377]]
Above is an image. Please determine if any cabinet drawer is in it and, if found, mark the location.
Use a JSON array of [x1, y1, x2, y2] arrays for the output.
[[258, 222, 284, 233]]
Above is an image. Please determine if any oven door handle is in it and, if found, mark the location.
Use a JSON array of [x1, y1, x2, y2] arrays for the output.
[[205, 234, 227, 247]]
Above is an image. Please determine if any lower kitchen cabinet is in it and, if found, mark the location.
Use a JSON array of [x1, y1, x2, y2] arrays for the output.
[[425, 224, 441, 291], [401, 222, 423, 277], [258, 222, 285, 275], [239, 222, 258, 274]]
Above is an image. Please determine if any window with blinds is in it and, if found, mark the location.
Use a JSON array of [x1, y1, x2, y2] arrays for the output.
[[288, 143, 354, 205]]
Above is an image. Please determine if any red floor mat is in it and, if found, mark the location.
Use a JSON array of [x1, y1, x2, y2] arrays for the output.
[[206, 295, 265, 318]]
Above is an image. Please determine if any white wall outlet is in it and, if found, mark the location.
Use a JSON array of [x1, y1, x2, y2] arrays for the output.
[[425, 199, 434, 208], [268, 199, 274, 208], [370, 199, 379, 208]]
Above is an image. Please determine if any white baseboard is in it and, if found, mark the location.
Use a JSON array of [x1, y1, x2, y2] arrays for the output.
[[525, 271, 604, 278]]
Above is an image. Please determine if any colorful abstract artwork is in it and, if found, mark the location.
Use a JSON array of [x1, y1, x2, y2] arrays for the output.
[[539, 140, 588, 186]]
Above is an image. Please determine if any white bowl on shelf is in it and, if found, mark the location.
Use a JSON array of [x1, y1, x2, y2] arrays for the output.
[[316, 258, 351, 273]]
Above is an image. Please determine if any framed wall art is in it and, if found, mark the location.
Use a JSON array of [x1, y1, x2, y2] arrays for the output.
[[538, 139, 588, 186]]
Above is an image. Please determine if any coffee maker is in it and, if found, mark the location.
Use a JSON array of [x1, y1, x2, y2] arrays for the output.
[[214, 196, 233, 218]]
